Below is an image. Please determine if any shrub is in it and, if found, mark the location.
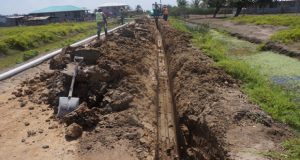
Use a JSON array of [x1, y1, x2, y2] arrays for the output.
[[0, 42, 8, 54], [23, 50, 39, 61]]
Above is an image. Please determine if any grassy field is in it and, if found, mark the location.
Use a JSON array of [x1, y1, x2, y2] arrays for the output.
[[231, 14, 300, 44], [170, 19, 300, 159], [0, 21, 117, 69]]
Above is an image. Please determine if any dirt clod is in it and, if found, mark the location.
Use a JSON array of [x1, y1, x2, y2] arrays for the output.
[[20, 101, 27, 107], [42, 145, 49, 149], [65, 123, 83, 139], [27, 130, 36, 137], [62, 103, 99, 129]]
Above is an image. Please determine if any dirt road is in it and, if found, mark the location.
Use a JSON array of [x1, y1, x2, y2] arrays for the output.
[[0, 18, 292, 160]]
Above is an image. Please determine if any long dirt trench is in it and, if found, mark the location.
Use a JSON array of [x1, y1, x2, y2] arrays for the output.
[[0, 17, 292, 160]]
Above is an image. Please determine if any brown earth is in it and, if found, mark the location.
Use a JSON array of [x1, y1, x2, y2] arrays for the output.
[[187, 15, 300, 59], [160, 20, 292, 159], [0, 17, 293, 160]]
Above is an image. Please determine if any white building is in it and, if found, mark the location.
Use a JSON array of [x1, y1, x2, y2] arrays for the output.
[[98, 2, 129, 17]]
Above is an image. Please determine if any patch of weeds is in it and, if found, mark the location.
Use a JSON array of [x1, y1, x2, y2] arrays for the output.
[[0, 42, 8, 54], [23, 50, 39, 61], [15, 58, 23, 64], [256, 43, 266, 51], [231, 14, 300, 27], [265, 138, 300, 160], [271, 27, 300, 44]]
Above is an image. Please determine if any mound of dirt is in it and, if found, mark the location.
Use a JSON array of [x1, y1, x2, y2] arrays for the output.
[[12, 18, 159, 159], [160, 21, 291, 159]]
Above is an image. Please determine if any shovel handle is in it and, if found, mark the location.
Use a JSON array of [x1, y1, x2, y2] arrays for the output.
[[68, 56, 84, 98]]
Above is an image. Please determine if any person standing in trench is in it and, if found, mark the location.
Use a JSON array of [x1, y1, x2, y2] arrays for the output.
[[162, 5, 169, 21]]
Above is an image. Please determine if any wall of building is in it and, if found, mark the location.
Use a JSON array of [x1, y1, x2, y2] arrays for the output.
[[100, 6, 127, 17]]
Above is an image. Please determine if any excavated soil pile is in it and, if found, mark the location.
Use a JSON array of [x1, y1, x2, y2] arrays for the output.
[[12, 18, 160, 159], [160, 21, 291, 159]]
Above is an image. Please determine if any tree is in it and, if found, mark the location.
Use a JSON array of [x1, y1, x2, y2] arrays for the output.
[[229, 0, 255, 17], [207, 0, 226, 18], [177, 0, 188, 7], [191, 0, 201, 8], [136, 5, 143, 13]]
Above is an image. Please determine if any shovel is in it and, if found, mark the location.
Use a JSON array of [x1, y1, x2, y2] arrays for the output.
[[57, 56, 84, 118]]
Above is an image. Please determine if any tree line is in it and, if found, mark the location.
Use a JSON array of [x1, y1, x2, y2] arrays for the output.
[[176, 0, 273, 17]]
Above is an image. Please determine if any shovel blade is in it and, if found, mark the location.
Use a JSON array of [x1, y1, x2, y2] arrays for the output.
[[57, 97, 79, 118]]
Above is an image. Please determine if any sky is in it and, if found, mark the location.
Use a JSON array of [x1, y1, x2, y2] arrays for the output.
[[0, 0, 179, 15]]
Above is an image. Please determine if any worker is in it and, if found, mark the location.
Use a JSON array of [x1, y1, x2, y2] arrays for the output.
[[153, 2, 160, 27], [120, 8, 125, 25], [95, 9, 108, 39], [162, 5, 169, 21]]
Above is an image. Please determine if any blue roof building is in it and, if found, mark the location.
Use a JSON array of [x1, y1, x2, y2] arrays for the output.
[[29, 5, 87, 22], [30, 5, 85, 14]]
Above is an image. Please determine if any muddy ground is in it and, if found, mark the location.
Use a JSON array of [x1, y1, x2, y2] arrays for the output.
[[187, 15, 300, 59], [0, 17, 293, 160]]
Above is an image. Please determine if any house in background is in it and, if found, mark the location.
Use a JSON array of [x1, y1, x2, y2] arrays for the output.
[[5, 15, 25, 26], [29, 5, 88, 22], [0, 15, 7, 26], [98, 2, 129, 17], [24, 16, 51, 25]]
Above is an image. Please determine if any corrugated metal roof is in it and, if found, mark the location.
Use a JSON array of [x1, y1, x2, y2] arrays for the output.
[[27, 16, 50, 21], [98, 2, 128, 7], [30, 5, 85, 14], [7, 16, 24, 19]]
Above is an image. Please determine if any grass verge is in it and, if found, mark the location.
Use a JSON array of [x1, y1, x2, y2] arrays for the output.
[[170, 18, 300, 159], [0, 22, 117, 69], [231, 14, 300, 44]]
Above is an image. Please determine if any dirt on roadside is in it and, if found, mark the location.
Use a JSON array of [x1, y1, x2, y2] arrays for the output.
[[0, 17, 294, 160], [160, 20, 292, 159]]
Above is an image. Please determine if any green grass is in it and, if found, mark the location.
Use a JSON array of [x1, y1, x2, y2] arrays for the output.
[[0, 22, 117, 69], [170, 18, 300, 159], [0, 22, 95, 52], [231, 14, 300, 44], [271, 27, 300, 43], [231, 14, 300, 26]]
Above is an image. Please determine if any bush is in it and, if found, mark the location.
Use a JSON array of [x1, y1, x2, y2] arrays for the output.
[[0, 42, 8, 54], [23, 50, 39, 61]]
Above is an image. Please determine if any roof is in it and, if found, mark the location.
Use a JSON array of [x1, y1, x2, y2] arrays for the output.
[[98, 2, 128, 7], [27, 16, 50, 21], [7, 16, 24, 19], [30, 5, 85, 14]]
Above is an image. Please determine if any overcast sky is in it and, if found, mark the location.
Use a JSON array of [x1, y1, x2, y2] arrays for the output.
[[0, 0, 181, 15]]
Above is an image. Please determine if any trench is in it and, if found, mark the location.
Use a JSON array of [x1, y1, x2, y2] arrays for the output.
[[153, 21, 226, 160], [154, 22, 180, 160], [158, 21, 228, 159]]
